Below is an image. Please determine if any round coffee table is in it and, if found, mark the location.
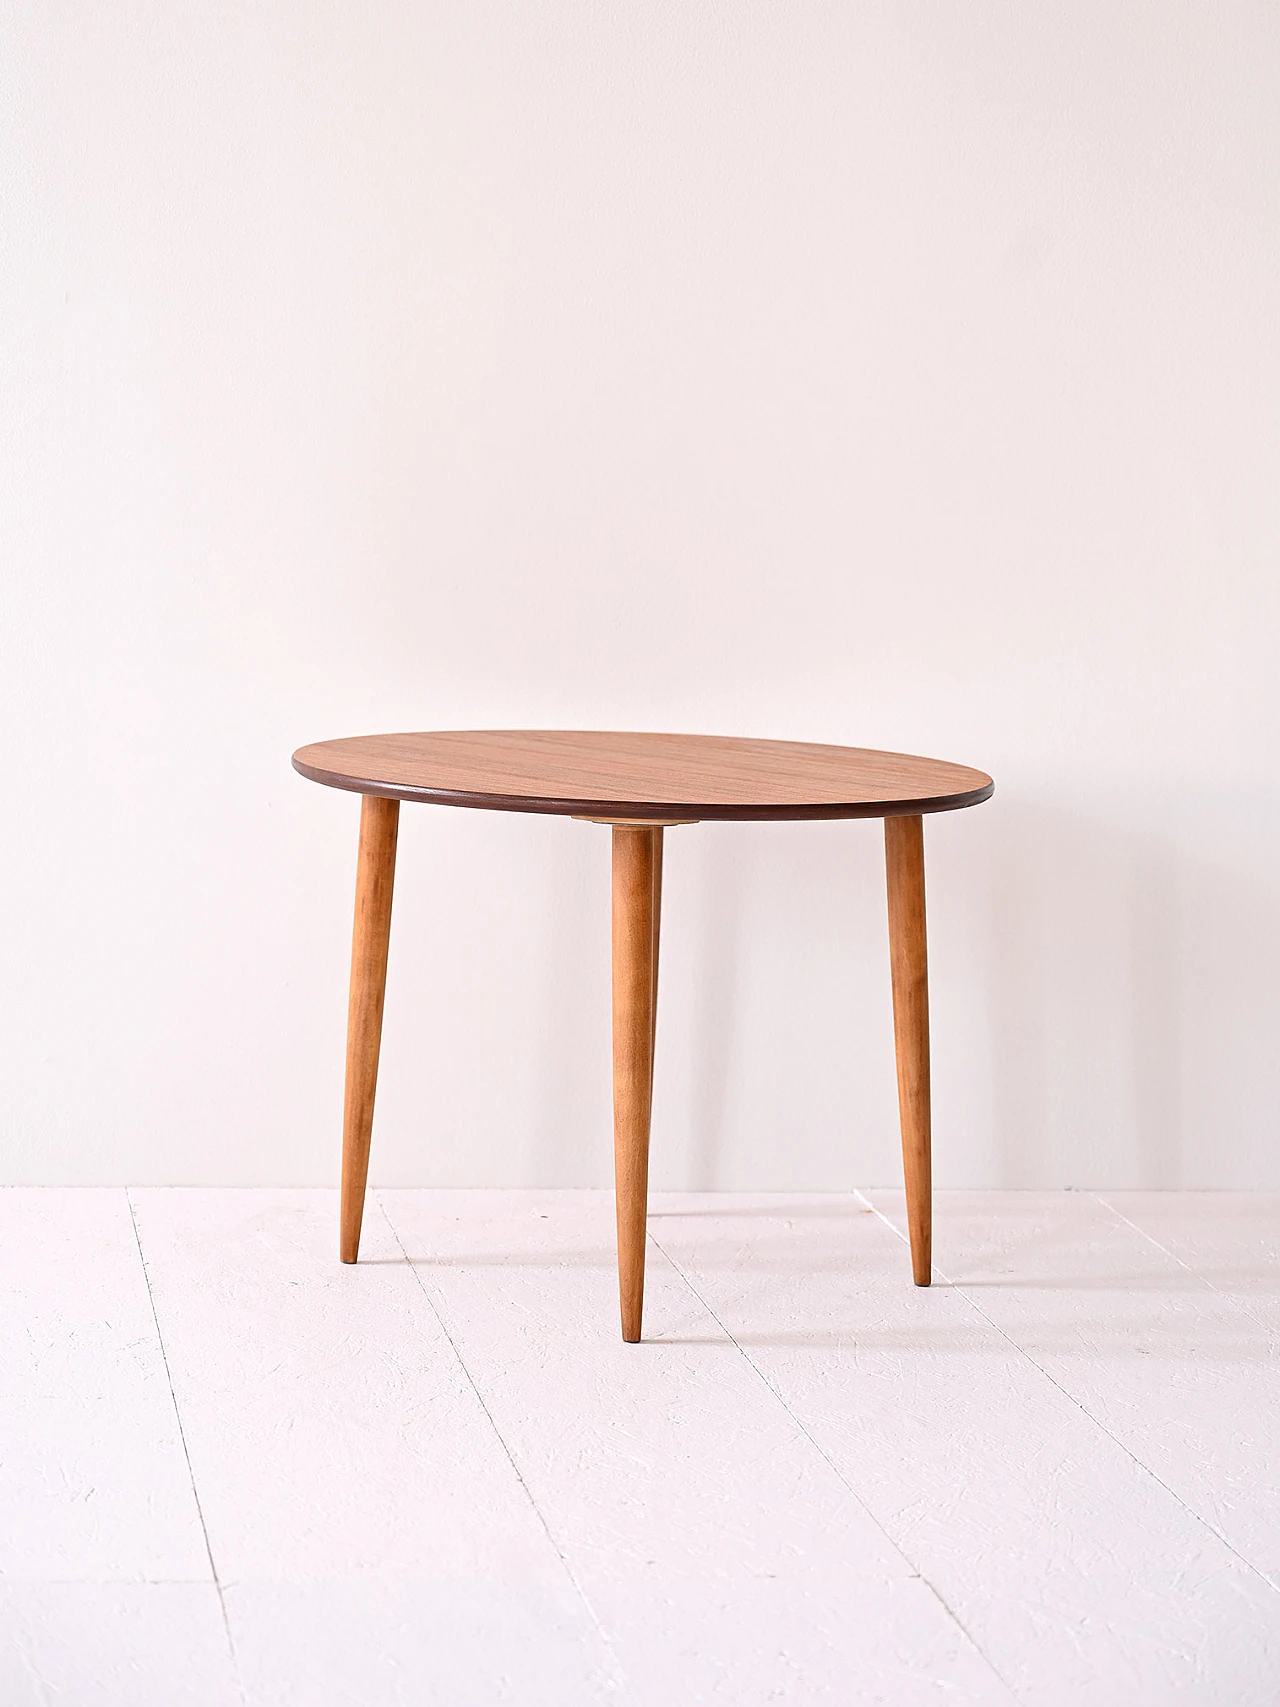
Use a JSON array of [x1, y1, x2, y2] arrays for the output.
[[293, 730, 994, 1340]]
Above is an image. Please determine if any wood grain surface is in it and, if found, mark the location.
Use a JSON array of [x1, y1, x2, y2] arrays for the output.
[[339, 795, 399, 1264], [292, 730, 993, 821], [612, 825, 657, 1342], [884, 814, 932, 1286]]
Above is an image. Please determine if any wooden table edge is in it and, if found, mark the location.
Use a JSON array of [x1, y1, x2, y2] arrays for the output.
[[291, 753, 995, 820]]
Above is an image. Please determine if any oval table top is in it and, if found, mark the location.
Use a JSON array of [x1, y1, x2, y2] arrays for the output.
[[292, 731, 993, 823]]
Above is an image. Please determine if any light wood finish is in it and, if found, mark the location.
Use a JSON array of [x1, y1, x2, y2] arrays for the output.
[[293, 730, 993, 822], [612, 825, 658, 1342], [884, 815, 931, 1286], [650, 827, 663, 1096], [296, 729, 994, 1322], [340, 795, 399, 1264]]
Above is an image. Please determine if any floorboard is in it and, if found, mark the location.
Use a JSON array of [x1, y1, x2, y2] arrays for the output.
[[1099, 1192, 1280, 1334], [870, 1190, 1280, 1585], [0, 1188, 210, 1584], [656, 1191, 1280, 1706], [4, 1187, 1278, 1705], [380, 1188, 1007, 1705], [0, 1584, 237, 1707], [130, 1188, 618, 1706]]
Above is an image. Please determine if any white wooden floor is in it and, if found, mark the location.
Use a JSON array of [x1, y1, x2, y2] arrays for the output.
[[2, 1190, 1278, 1705]]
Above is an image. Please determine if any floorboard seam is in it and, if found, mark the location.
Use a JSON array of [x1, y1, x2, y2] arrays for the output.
[[13, 1633, 51, 1707], [857, 1192, 1280, 1601], [375, 1193, 634, 1706], [125, 1189, 245, 1705], [645, 1225, 1022, 1705], [1093, 1192, 1278, 1338]]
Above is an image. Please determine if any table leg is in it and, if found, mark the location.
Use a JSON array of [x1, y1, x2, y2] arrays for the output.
[[612, 825, 658, 1341], [884, 813, 931, 1285], [340, 794, 399, 1263], [650, 826, 663, 1095]]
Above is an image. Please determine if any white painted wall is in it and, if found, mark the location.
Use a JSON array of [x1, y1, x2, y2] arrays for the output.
[[3, 2, 1278, 1188]]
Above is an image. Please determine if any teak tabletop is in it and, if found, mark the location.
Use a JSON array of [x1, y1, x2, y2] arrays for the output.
[[292, 728, 993, 821], [292, 730, 994, 1340]]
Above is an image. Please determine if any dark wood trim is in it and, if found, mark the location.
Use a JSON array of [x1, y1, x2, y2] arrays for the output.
[[290, 754, 994, 822]]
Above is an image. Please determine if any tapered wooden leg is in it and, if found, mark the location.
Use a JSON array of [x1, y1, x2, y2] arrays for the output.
[[650, 827, 663, 1095], [612, 825, 657, 1342], [884, 814, 931, 1285], [340, 795, 400, 1263]]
